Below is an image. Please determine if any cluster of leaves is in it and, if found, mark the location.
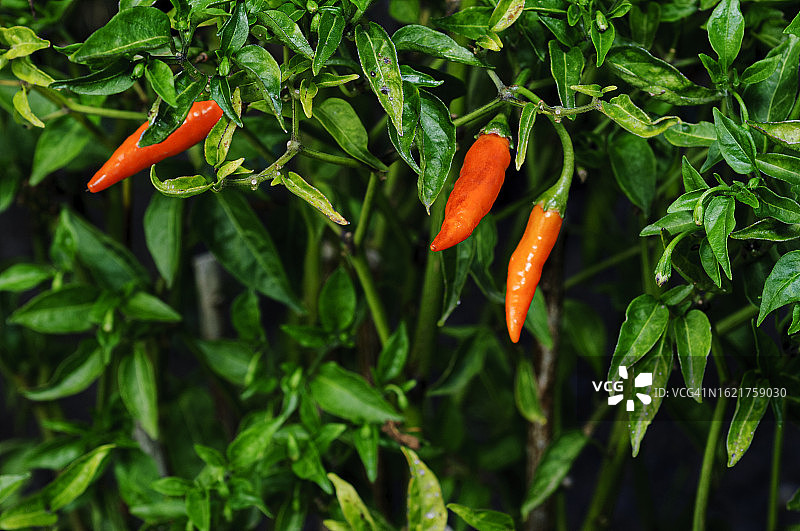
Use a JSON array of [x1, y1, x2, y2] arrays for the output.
[[2, 0, 800, 529]]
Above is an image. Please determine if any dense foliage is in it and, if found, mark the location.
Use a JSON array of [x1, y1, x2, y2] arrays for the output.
[[1, 0, 800, 529]]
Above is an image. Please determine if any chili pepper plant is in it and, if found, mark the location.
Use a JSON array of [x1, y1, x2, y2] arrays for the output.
[[2, 0, 800, 529]]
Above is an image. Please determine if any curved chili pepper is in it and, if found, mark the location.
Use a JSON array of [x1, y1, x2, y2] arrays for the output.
[[505, 203, 563, 343], [87, 100, 224, 193], [430, 132, 511, 251]]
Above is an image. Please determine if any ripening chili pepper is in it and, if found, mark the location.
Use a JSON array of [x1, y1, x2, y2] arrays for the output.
[[505, 203, 563, 343], [87, 100, 224, 193], [430, 116, 512, 252]]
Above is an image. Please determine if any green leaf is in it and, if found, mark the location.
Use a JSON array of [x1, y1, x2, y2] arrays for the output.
[[549, 41, 584, 109], [0, 263, 53, 292], [11, 57, 54, 86], [788, 487, 800, 511], [756, 153, 800, 186], [315, 98, 388, 171], [758, 250, 800, 325], [743, 36, 800, 122], [706, 0, 744, 72], [393, 25, 488, 67], [599, 94, 681, 138], [726, 371, 770, 466], [417, 91, 456, 212], [227, 417, 282, 470], [235, 45, 285, 130], [489, 0, 524, 32], [327, 474, 378, 531], [629, 4, 660, 49], [185, 488, 210, 531], [608, 294, 670, 379], [429, 332, 492, 396], [210, 75, 242, 127], [118, 345, 159, 439], [23, 341, 108, 401], [8, 284, 100, 334], [0, 474, 31, 504], [664, 121, 717, 147], [318, 267, 356, 332], [145, 59, 177, 107], [219, 1, 249, 53], [44, 444, 115, 510], [608, 133, 656, 216], [0, 497, 57, 529], [387, 82, 420, 173], [315, 72, 361, 88], [640, 211, 697, 236], [683, 156, 710, 191], [150, 168, 213, 198], [748, 119, 800, 150], [73, 7, 172, 63], [231, 289, 265, 342], [590, 18, 616, 67], [515, 360, 545, 424], [30, 117, 91, 185], [731, 219, 800, 242], [121, 291, 181, 322], [605, 45, 719, 106], [740, 54, 781, 85], [704, 196, 736, 279], [310, 362, 402, 423], [521, 431, 588, 517], [402, 447, 447, 531], [13, 88, 44, 128], [713, 108, 756, 173], [674, 310, 712, 401], [515, 102, 537, 170], [50, 61, 136, 96], [375, 322, 409, 383], [355, 23, 404, 135], [433, 7, 493, 40], [786, 12, 800, 37], [138, 73, 205, 147], [700, 238, 722, 288], [143, 192, 183, 288], [353, 424, 379, 483], [280, 171, 349, 225], [447, 504, 514, 531], [313, 12, 345, 75], [195, 191, 302, 312], [60, 209, 149, 290], [196, 339, 257, 386], [628, 333, 673, 457], [258, 10, 314, 59], [0, 26, 49, 59], [524, 289, 553, 349], [204, 102, 239, 168], [562, 300, 606, 375], [755, 186, 800, 224], [439, 234, 476, 325]]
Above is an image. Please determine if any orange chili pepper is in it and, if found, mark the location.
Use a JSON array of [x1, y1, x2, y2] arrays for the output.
[[430, 132, 511, 251], [505, 203, 563, 343], [87, 100, 223, 193]]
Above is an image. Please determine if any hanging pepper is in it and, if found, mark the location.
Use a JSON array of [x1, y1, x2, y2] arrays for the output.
[[430, 114, 512, 252], [87, 100, 223, 193], [505, 203, 563, 343], [505, 110, 573, 343]]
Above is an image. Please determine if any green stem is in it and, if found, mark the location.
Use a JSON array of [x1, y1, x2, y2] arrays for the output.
[[692, 391, 728, 531], [767, 399, 785, 531], [716, 305, 758, 336], [354, 173, 379, 249], [486, 70, 505, 92], [580, 412, 629, 531], [731, 91, 750, 123], [514, 86, 600, 119], [349, 254, 390, 346], [300, 146, 370, 170], [564, 245, 640, 289], [34, 86, 145, 120], [452, 98, 504, 128], [291, 88, 300, 142]]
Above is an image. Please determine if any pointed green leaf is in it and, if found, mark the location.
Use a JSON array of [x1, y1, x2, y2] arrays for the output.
[[73, 7, 171, 63], [144, 192, 183, 288], [713, 108, 756, 173], [664, 121, 716, 147], [549, 41, 584, 109], [600, 94, 681, 138], [393, 25, 488, 67], [44, 444, 115, 510], [118, 345, 159, 439], [356, 22, 404, 135], [258, 10, 314, 59], [726, 371, 770, 466], [704, 195, 736, 279], [706, 0, 744, 71], [515, 359, 545, 424], [310, 362, 402, 423], [281, 171, 349, 225], [628, 333, 673, 457], [235, 45, 285, 130], [447, 504, 514, 531], [402, 448, 447, 531], [674, 310, 712, 401], [515, 102, 537, 171], [313, 12, 345, 75], [315, 98, 387, 171], [521, 431, 588, 517], [8, 285, 100, 334], [327, 474, 378, 531], [417, 91, 456, 212], [758, 250, 800, 325], [608, 294, 669, 379]]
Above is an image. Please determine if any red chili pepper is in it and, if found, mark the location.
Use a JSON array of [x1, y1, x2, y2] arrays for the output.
[[87, 100, 223, 193], [430, 132, 511, 252], [505, 203, 563, 343]]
